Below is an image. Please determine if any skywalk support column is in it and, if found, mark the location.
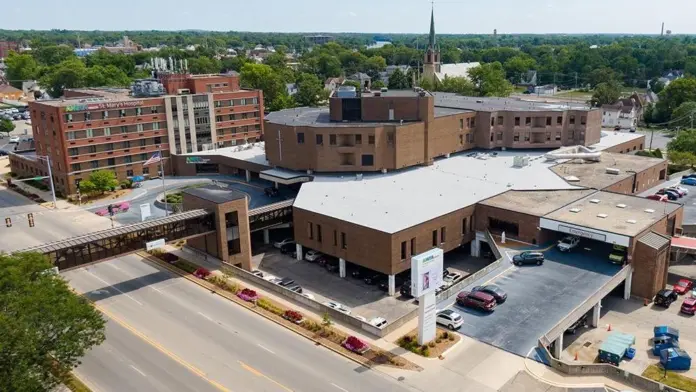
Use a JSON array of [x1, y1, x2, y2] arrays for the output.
[[553, 334, 563, 359], [295, 243, 303, 261], [591, 299, 601, 328], [388, 274, 396, 296], [339, 258, 346, 278]]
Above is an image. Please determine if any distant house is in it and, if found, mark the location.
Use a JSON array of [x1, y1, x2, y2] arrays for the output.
[[347, 73, 371, 89], [519, 70, 538, 86], [649, 70, 684, 90], [286, 83, 298, 96], [379, 65, 411, 85], [532, 84, 557, 95], [601, 94, 643, 130], [0, 84, 23, 100], [324, 77, 344, 91]]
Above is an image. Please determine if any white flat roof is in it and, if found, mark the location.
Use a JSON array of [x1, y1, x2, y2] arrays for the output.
[[183, 142, 269, 166], [293, 151, 579, 234], [590, 131, 644, 151]]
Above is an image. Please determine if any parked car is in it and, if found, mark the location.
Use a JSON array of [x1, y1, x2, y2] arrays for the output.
[[300, 292, 315, 300], [350, 267, 368, 279], [286, 284, 303, 293], [646, 194, 668, 202], [512, 251, 544, 266], [354, 315, 367, 322], [557, 236, 580, 252], [251, 270, 264, 278], [609, 245, 627, 265], [324, 301, 351, 315], [364, 273, 384, 285], [378, 276, 404, 292], [436, 309, 464, 330], [456, 291, 497, 312], [681, 296, 696, 315], [565, 314, 588, 334], [443, 272, 462, 286], [277, 277, 295, 287], [9, 136, 20, 143], [400, 280, 413, 298], [682, 178, 696, 186], [325, 259, 339, 273], [669, 186, 689, 196], [273, 238, 294, 249], [656, 189, 680, 200], [471, 284, 507, 304], [280, 242, 296, 254], [369, 317, 387, 328], [654, 289, 679, 308], [304, 250, 324, 262], [674, 279, 693, 295]]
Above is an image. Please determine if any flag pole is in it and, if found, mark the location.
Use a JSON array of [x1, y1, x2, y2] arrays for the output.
[[159, 145, 168, 217]]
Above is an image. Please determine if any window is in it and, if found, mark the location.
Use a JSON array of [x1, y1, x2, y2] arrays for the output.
[[524, 133, 530, 141], [471, 118, 476, 127], [297, 132, 305, 144], [151, 106, 158, 114], [140, 139, 147, 147], [154, 137, 161, 145], [355, 134, 362, 144], [143, 167, 150, 174], [513, 133, 520, 142], [123, 141, 131, 148], [252, 97, 258, 105], [216, 115, 223, 122], [88, 145, 96, 154], [557, 116, 562, 125], [107, 158, 115, 166], [387, 132, 395, 144], [329, 134, 336, 145], [86, 129, 93, 138], [490, 117, 495, 126], [432, 230, 438, 247], [361, 154, 374, 166], [85, 112, 91, 121], [141, 153, 147, 161], [119, 109, 126, 118], [91, 160, 99, 169], [103, 110, 109, 119], [67, 132, 76, 140], [368, 135, 375, 144], [229, 99, 235, 106], [316, 134, 323, 145], [497, 116, 503, 125], [401, 241, 407, 260], [124, 156, 132, 164], [546, 117, 552, 126], [71, 163, 80, 171], [136, 124, 144, 132], [459, 134, 464, 144], [106, 143, 114, 151], [123, 169, 132, 177], [104, 127, 111, 136], [153, 122, 160, 130], [466, 133, 471, 143], [317, 224, 322, 243], [136, 108, 142, 116], [462, 217, 468, 234], [66, 114, 73, 123], [410, 238, 416, 256], [581, 116, 587, 125], [441, 227, 446, 243], [525, 117, 531, 126], [341, 232, 347, 249], [490, 133, 494, 142], [570, 115, 575, 124], [546, 132, 551, 141], [459, 119, 464, 129], [555, 132, 561, 141], [333, 230, 338, 246], [121, 126, 128, 134], [308, 222, 313, 239], [496, 132, 503, 141], [514, 117, 520, 126]]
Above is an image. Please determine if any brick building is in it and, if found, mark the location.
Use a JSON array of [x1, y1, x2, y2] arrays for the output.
[[10, 73, 263, 195], [0, 40, 19, 59]]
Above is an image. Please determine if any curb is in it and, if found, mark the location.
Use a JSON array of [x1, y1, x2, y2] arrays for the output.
[[137, 252, 379, 371]]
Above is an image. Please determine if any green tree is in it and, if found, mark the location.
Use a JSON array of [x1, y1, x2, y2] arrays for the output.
[[670, 102, 696, 129], [78, 179, 97, 195], [649, 77, 665, 94], [187, 56, 222, 74], [83, 65, 131, 87], [294, 73, 326, 107], [388, 69, 409, 89], [668, 129, 696, 153], [657, 77, 696, 120], [263, 52, 287, 69], [372, 80, 386, 89], [322, 311, 332, 328], [439, 76, 475, 95], [504, 55, 537, 78], [0, 118, 16, 136], [32, 45, 76, 65], [341, 80, 361, 90], [668, 150, 696, 168], [468, 62, 513, 97], [221, 55, 252, 72], [39, 58, 88, 97], [4, 52, 38, 88], [0, 252, 105, 391], [240, 63, 293, 111], [588, 67, 620, 88], [88, 170, 119, 194], [590, 81, 621, 107], [363, 55, 387, 80], [315, 54, 342, 79], [643, 102, 656, 124]]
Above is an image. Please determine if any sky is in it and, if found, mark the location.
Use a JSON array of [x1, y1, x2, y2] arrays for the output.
[[5, 0, 696, 34]]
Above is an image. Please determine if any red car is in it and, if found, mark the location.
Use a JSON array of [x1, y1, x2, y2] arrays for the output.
[[674, 278, 693, 295], [681, 296, 696, 315], [646, 194, 668, 202], [456, 291, 497, 312]]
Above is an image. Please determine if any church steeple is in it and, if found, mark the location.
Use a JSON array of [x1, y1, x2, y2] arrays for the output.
[[423, 3, 441, 84], [428, 5, 436, 50]]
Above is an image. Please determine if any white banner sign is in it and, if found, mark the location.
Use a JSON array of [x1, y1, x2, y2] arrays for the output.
[[411, 248, 444, 297], [540, 218, 630, 247], [145, 238, 166, 251], [140, 203, 152, 222]]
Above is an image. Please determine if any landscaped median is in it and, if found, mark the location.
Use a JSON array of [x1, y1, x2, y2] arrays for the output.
[[143, 250, 422, 371], [643, 364, 696, 392], [397, 329, 460, 358]]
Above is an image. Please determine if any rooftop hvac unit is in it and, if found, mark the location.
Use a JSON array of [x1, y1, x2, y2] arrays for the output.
[[513, 155, 530, 168], [355, 173, 363, 181], [177, 88, 190, 95], [606, 167, 621, 175]]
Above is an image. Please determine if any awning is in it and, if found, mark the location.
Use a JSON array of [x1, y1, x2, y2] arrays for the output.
[[260, 168, 311, 185], [672, 236, 696, 252]]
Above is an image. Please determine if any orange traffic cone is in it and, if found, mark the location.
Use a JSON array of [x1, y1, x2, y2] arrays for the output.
[[574, 352, 578, 361], [608, 324, 612, 332]]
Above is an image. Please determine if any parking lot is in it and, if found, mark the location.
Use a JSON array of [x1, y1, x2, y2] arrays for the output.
[[442, 241, 623, 357], [563, 294, 696, 379]]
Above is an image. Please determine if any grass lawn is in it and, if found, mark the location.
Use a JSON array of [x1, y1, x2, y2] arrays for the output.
[[552, 90, 592, 101], [643, 364, 696, 392]]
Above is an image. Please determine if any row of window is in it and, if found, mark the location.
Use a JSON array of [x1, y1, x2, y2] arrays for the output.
[[71, 155, 155, 171], [68, 137, 163, 156], [215, 112, 261, 122], [66, 123, 161, 140], [491, 115, 587, 127], [400, 217, 473, 259], [301, 133, 378, 146], [213, 97, 258, 108], [308, 222, 347, 249], [458, 117, 476, 129], [64, 106, 161, 123]]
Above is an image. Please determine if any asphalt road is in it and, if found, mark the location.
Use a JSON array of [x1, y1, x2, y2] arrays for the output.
[[63, 255, 412, 392]]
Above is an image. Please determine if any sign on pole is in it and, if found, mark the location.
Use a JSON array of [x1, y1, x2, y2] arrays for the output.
[[140, 203, 152, 222], [411, 248, 444, 345], [145, 238, 166, 251]]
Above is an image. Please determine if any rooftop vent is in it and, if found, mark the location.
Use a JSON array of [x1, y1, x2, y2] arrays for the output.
[[616, 204, 627, 208], [590, 199, 601, 204], [626, 219, 637, 224], [355, 173, 363, 181], [606, 167, 621, 175], [564, 175, 580, 182], [644, 208, 655, 213], [597, 213, 608, 218], [570, 208, 582, 213]]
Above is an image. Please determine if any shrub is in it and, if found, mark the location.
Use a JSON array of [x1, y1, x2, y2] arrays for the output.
[[436, 338, 442, 344], [301, 320, 322, 332], [120, 179, 133, 189], [283, 310, 303, 323], [164, 192, 184, 204], [343, 336, 369, 354], [238, 288, 259, 302], [448, 335, 455, 341], [193, 267, 211, 279], [256, 297, 284, 315], [441, 331, 449, 339], [421, 348, 430, 357], [322, 311, 332, 328], [428, 341, 436, 347]]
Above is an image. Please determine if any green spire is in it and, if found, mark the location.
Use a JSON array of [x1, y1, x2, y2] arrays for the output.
[[429, 5, 436, 49]]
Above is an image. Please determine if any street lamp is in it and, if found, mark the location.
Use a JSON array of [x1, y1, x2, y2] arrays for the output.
[[36, 155, 57, 209]]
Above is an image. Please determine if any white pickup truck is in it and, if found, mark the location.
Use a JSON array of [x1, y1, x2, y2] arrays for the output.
[[557, 236, 580, 252]]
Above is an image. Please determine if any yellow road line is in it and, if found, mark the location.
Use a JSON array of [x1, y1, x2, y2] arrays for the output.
[[238, 361, 294, 392], [94, 303, 233, 392]]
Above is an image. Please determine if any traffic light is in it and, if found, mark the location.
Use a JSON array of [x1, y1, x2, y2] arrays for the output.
[[28, 213, 34, 228], [107, 204, 114, 216], [5, 217, 11, 228]]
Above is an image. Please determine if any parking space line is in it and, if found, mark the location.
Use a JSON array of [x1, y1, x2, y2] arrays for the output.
[[197, 312, 214, 322], [257, 344, 276, 355], [331, 383, 349, 392], [129, 364, 147, 377]]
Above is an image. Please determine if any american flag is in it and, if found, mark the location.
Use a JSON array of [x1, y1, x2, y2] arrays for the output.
[[144, 151, 162, 166]]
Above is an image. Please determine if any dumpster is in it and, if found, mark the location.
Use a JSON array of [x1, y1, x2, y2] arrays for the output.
[[654, 326, 680, 341], [653, 335, 680, 356], [660, 348, 692, 371], [598, 332, 636, 365]]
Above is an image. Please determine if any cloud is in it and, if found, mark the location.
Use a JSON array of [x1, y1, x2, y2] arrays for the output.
[[348, 11, 357, 17]]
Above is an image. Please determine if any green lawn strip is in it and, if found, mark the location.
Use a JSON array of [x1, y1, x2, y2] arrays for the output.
[[643, 364, 696, 392]]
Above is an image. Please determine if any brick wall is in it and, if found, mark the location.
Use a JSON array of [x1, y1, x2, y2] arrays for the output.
[[474, 204, 545, 244], [632, 240, 669, 299], [602, 135, 645, 154]]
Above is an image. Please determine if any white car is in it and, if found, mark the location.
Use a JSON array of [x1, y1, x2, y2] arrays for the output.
[[9, 136, 20, 143], [436, 309, 463, 330], [305, 250, 324, 262], [369, 317, 387, 328], [323, 301, 351, 315], [670, 185, 689, 195], [273, 238, 294, 249], [557, 236, 580, 252], [262, 274, 278, 282], [354, 315, 367, 322], [300, 292, 315, 300], [443, 272, 462, 286]]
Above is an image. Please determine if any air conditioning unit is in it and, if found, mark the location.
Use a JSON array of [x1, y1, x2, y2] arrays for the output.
[[606, 167, 620, 175], [177, 88, 190, 95]]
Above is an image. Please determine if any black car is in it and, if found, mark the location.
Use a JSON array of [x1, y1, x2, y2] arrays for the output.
[[364, 273, 384, 285], [280, 242, 295, 254], [471, 284, 507, 303], [325, 259, 339, 273], [264, 187, 279, 197], [351, 267, 368, 279], [277, 277, 295, 287], [654, 289, 679, 307], [400, 280, 413, 297], [512, 251, 544, 266], [565, 314, 588, 334], [251, 270, 264, 278], [378, 277, 404, 292], [286, 284, 303, 294]]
